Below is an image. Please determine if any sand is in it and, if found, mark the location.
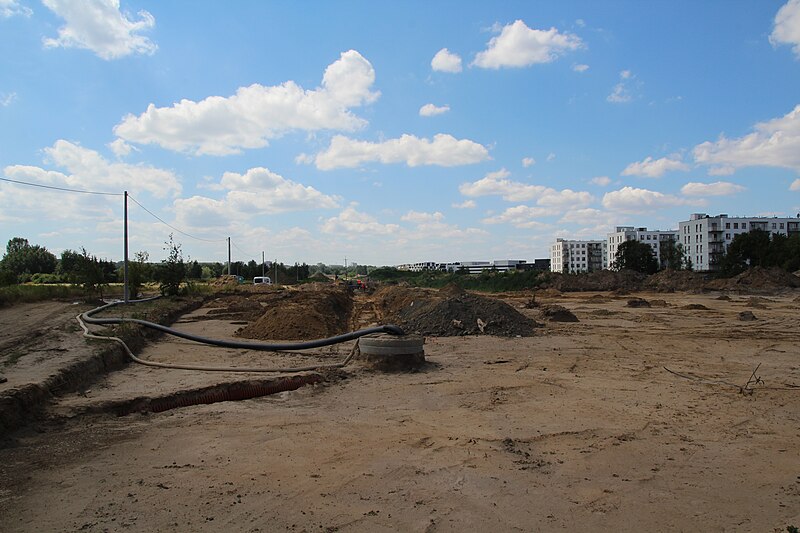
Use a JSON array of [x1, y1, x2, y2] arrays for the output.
[[1, 289, 799, 532]]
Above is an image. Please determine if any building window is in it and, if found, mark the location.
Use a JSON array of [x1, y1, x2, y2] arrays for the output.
[[726, 233, 730, 240], [780, 223, 785, 229], [726, 223, 730, 229], [734, 223, 738, 229], [772, 223, 777, 229]]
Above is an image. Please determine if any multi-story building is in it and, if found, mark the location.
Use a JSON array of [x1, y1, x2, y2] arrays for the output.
[[550, 239, 608, 273], [396, 260, 533, 274], [678, 213, 800, 271], [606, 226, 679, 269]]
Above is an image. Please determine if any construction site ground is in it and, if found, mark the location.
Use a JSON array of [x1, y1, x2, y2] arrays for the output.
[[1, 286, 799, 532]]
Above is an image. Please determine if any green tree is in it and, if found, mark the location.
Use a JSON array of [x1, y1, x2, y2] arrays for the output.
[[128, 251, 152, 299], [718, 229, 772, 275], [659, 240, 685, 270], [188, 260, 202, 279], [613, 240, 659, 274], [76, 248, 107, 298], [154, 234, 187, 296], [1, 237, 57, 279]]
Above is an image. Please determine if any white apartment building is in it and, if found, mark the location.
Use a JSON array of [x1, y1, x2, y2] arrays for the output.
[[678, 213, 800, 271], [396, 260, 528, 274], [550, 239, 608, 273], [607, 226, 679, 269]]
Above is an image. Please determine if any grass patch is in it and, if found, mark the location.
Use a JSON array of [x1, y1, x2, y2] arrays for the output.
[[0, 284, 89, 307]]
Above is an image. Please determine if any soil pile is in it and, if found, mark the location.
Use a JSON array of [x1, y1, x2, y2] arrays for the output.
[[210, 275, 241, 288], [705, 266, 800, 292], [537, 304, 579, 322], [374, 286, 537, 337], [544, 270, 646, 292], [626, 298, 651, 308], [681, 304, 709, 310], [203, 296, 265, 321], [236, 287, 352, 340], [738, 311, 758, 321], [644, 270, 709, 293]]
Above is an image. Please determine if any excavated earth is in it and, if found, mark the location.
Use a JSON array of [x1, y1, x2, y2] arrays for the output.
[[1, 282, 799, 532]]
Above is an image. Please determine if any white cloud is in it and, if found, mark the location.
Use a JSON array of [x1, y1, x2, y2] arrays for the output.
[[460, 169, 594, 210], [0, 0, 32, 18], [431, 48, 463, 73], [590, 176, 611, 186], [1, 92, 17, 107], [401, 211, 444, 224], [707, 165, 735, 176], [321, 206, 400, 235], [4, 139, 180, 198], [419, 103, 450, 117], [602, 186, 700, 214], [313, 133, 490, 170], [790, 178, 800, 191], [42, 0, 157, 60], [771, 0, 800, 58], [693, 105, 800, 172], [472, 20, 583, 69], [108, 138, 134, 157], [572, 63, 589, 72], [172, 167, 339, 234], [621, 155, 689, 178], [546, 152, 556, 162], [681, 181, 746, 197], [482, 205, 560, 228], [607, 70, 638, 104], [401, 211, 487, 241], [522, 157, 536, 167], [452, 199, 476, 209], [114, 50, 380, 156]]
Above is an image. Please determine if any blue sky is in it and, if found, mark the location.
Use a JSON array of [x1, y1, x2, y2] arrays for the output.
[[2, 0, 800, 267]]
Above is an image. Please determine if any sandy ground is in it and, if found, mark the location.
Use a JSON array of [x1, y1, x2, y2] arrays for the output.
[[1, 290, 799, 532]]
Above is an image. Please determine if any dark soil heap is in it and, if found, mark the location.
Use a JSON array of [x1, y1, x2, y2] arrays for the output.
[[203, 296, 265, 321], [705, 266, 800, 292], [644, 269, 709, 293], [375, 285, 537, 337], [544, 270, 646, 292], [537, 304, 579, 322], [626, 298, 651, 308], [236, 286, 352, 340]]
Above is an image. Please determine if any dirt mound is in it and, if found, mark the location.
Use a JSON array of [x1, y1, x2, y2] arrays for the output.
[[738, 311, 758, 321], [583, 294, 612, 304], [375, 286, 537, 337], [649, 299, 669, 307], [745, 297, 770, 309], [681, 304, 709, 310], [544, 270, 646, 292], [537, 305, 579, 322], [210, 275, 241, 288], [203, 296, 265, 321], [626, 298, 650, 308], [716, 294, 731, 301], [308, 272, 332, 282], [644, 270, 708, 293], [705, 267, 800, 292], [236, 287, 352, 340]]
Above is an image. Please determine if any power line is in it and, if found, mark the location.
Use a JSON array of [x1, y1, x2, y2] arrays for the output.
[[231, 239, 259, 261], [0, 176, 123, 196], [127, 194, 226, 243]]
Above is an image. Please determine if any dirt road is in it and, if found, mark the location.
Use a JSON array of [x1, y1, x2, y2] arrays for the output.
[[1, 290, 798, 531]]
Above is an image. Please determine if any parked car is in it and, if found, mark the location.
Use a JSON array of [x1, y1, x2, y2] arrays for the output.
[[253, 276, 272, 285]]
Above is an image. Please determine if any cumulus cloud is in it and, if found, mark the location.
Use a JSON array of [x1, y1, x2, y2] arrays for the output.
[[621, 155, 689, 178], [3, 139, 180, 198], [522, 157, 536, 167], [401, 210, 487, 241], [693, 105, 800, 172], [790, 178, 800, 191], [313, 133, 490, 170], [607, 70, 638, 103], [681, 181, 746, 196], [114, 50, 380, 156], [172, 167, 339, 234], [0, 0, 31, 17], [472, 20, 582, 69], [321, 206, 400, 235], [770, 0, 800, 58], [1, 92, 17, 107], [602, 186, 700, 214], [419, 103, 450, 117], [452, 199, 476, 209], [460, 169, 594, 209], [108, 138, 134, 158], [572, 63, 589, 72], [431, 48, 463, 73], [546, 152, 556, 162], [42, 0, 157, 60], [482, 205, 560, 228], [707, 166, 735, 176], [590, 176, 611, 186]]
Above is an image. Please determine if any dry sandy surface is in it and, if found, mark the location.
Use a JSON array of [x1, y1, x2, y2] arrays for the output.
[[1, 290, 799, 532]]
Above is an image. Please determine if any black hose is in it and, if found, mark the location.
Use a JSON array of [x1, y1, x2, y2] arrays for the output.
[[80, 298, 404, 352]]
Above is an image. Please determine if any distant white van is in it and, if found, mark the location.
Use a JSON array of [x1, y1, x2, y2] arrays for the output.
[[253, 276, 272, 285]]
